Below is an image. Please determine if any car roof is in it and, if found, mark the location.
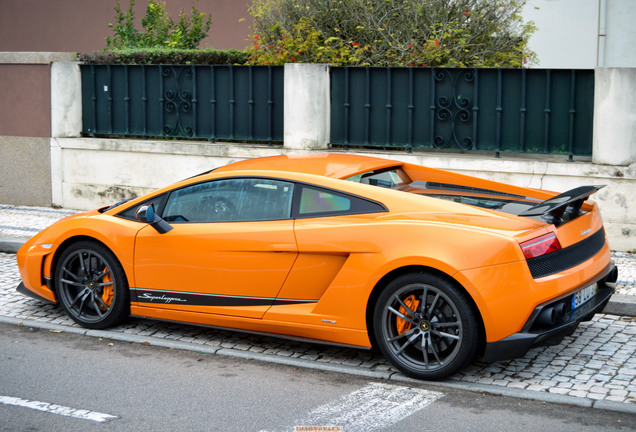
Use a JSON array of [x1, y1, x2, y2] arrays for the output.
[[214, 153, 402, 179]]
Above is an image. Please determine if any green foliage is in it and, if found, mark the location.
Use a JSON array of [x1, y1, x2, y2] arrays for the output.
[[106, 0, 212, 50], [247, 18, 370, 65], [79, 48, 248, 65], [246, 0, 537, 67]]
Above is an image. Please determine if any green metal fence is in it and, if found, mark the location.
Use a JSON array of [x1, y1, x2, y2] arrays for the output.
[[330, 67, 594, 159], [81, 65, 284, 143]]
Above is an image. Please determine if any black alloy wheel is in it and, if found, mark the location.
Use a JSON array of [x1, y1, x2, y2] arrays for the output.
[[55, 241, 129, 329], [374, 273, 480, 380]]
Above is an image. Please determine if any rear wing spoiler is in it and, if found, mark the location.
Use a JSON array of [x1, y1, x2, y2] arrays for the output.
[[518, 185, 605, 225]]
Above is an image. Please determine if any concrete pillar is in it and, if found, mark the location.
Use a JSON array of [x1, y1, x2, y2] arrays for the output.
[[284, 63, 330, 150], [593, 68, 636, 165], [51, 61, 82, 138]]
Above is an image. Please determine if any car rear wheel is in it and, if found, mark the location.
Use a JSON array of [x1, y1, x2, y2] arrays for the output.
[[55, 241, 129, 329], [374, 273, 480, 380]]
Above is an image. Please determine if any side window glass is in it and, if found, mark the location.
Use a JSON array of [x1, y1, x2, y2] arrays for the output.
[[300, 188, 351, 215], [162, 178, 294, 223], [296, 185, 387, 218]]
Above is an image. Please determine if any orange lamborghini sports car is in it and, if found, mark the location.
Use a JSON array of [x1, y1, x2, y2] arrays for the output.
[[17, 153, 617, 380]]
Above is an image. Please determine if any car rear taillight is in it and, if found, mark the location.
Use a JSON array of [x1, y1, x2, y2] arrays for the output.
[[520, 233, 562, 259]]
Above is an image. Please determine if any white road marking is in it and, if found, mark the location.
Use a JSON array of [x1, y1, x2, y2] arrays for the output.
[[265, 382, 443, 432], [0, 395, 118, 423]]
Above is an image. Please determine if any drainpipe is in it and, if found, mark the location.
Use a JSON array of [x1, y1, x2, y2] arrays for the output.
[[597, 0, 607, 67]]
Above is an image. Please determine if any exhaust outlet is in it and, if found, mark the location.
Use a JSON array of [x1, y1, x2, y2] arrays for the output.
[[536, 306, 557, 327], [553, 302, 565, 322], [536, 302, 566, 327], [605, 266, 618, 284]]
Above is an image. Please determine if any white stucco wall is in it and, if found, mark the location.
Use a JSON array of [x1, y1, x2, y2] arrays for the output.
[[523, 0, 599, 69], [46, 62, 636, 250], [603, 0, 636, 67], [51, 138, 636, 251], [523, 0, 636, 68]]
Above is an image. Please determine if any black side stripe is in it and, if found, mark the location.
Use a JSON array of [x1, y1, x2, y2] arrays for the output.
[[131, 288, 318, 307]]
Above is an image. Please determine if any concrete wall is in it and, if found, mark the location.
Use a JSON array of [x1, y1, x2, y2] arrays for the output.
[[524, 0, 636, 68], [3, 1, 635, 68], [0, 136, 52, 206], [0, 52, 76, 206], [50, 137, 636, 251], [39, 62, 636, 251], [0, 0, 252, 52], [2, 60, 634, 251], [524, 0, 599, 69]]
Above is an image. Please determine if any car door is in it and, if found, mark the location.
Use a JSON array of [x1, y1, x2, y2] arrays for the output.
[[266, 184, 389, 326], [132, 177, 298, 319]]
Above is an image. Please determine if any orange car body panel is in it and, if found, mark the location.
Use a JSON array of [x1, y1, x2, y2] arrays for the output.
[[16, 153, 612, 349]]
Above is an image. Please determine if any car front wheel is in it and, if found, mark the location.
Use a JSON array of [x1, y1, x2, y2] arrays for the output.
[[55, 241, 129, 329], [374, 272, 480, 380]]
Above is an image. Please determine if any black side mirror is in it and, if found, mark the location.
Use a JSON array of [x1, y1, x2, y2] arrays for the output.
[[135, 204, 173, 234]]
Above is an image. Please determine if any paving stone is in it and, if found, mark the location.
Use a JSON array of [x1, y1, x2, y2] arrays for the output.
[[548, 387, 570, 395], [590, 386, 610, 395], [605, 395, 629, 402], [568, 390, 589, 398], [587, 393, 607, 401], [507, 382, 529, 389], [527, 384, 548, 392], [300, 354, 319, 361]]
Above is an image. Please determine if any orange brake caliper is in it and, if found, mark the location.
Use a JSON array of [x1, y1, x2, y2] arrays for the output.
[[100, 268, 114, 309], [396, 295, 421, 334]]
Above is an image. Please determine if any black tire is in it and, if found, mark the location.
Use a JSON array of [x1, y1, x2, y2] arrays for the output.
[[54, 241, 130, 329], [373, 272, 480, 380]]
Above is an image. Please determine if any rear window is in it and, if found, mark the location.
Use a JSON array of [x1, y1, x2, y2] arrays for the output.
[[344, 167, 411, 189]]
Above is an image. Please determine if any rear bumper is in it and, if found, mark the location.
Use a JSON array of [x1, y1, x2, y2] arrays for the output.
[[481, 262, 617, 363]]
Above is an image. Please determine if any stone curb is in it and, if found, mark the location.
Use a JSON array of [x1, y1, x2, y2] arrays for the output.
[[3, 235, 634, 316], [1, 316, 635, 416], [604, 294, 636, 316]]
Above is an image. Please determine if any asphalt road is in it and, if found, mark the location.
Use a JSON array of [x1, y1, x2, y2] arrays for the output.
[[1, 323, 634, 432]]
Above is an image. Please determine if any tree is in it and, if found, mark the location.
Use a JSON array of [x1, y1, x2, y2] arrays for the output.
[[246, 0, 536, 67], [106, 0, 212, 50]]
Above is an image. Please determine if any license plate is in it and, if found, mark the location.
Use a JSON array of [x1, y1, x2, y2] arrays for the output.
[[571, 284, 597, 310]]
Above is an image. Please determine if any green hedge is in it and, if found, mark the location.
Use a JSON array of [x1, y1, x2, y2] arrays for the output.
[[79, 48, 249, 65]]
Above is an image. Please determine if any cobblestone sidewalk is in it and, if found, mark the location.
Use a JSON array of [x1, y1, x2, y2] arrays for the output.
[[1, 251, 635, 411], [0, 204, 78, 239]]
